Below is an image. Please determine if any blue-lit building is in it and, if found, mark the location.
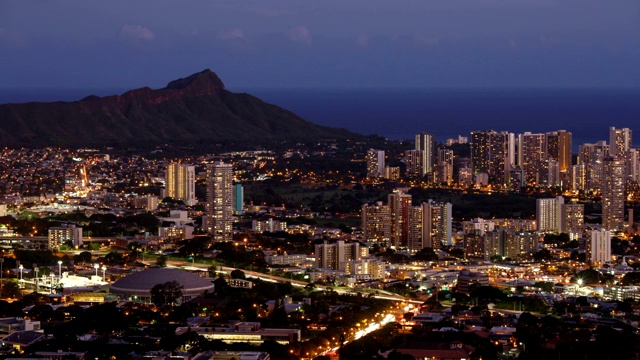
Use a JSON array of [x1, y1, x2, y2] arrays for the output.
[[234, 184, 244, 215]]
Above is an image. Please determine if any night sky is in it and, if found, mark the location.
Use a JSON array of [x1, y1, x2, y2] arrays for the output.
[[1, 0, 639, 89]]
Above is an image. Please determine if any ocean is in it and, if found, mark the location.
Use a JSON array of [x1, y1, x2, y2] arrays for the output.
[[1, 87, 639, 148]]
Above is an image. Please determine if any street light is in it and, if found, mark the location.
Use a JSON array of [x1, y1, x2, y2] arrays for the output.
[[58, 260, 63, 280], [93, 263, 99, 277], [18, 265, 23, 281], [101, 265, 107, 281], [34, 266, 39, 293], [0, 257, 4, 296]]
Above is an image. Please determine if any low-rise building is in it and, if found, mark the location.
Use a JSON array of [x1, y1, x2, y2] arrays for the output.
[[176, 322, 300, 345]]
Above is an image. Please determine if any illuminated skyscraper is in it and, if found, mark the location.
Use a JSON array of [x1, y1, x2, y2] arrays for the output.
[[610, 127, 632, 158], [388, 190, 412, 248], [204, 162, 234, 241], [546, 130, 572, 172], [590, 229, 612, 265], [362, 202, 391, 244], [518, 132, 546, 185], [366, 149, 385, 179], [405, 150, 424, 178], [415, 132, 435, 176], [626, 148, 639, 182], [422, 200, 453, 249], [578, 141, 608, 192], [560, 203, 584, 237], [536, 196, 563, 233], [602, 156, 625, 232], [234, 184, 244, 215], [470, 130, 513, 185], [165, 163, 197, 206], [407, 205, 424, 253], [436, 149, 454, 184], [314, 240, 366, 270]]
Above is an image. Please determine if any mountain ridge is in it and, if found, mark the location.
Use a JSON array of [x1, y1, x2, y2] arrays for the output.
[[0, 69, 359, 147]]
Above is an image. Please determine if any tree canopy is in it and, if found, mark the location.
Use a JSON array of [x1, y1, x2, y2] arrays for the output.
[[150, 281, 184, 306]]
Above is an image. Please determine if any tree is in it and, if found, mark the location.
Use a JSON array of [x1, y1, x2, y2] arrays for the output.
[[1, 280, 21, 299], [230, 269, 246, 279], [621, 272, 640, 286], [413, 247, 438, 262], [574, 269, 601, 284], [532, 249, 552, 262], [533, 281, 554, 293], [156, 255, 167, 268], [74, 251, 92, 264], [470, 286, 507, 302], [104, 251, 125, 265], [150, 281, 184, 307], [207, 265, 217, 278]]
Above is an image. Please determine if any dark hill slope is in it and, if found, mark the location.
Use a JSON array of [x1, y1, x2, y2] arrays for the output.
[[0, 70, 357, 147]]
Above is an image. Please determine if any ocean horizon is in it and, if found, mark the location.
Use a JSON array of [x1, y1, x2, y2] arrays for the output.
[[1, 87, 639, 148]]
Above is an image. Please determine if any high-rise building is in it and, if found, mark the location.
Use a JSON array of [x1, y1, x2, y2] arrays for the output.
[[546, 130, 572, 172], [536, 196, 564, 233], [626, 148, 639, 182], [422, 200, 453, 248], [560, 203, 584, 237], [48, 224, 83, 249], [610, 127, 632, 158], [571, 164, 587, 191], [384, 166, 401, 181], [405, 150, 425, 178], [314, 240, 367, 270], [504, 231, 539, 260], [590, 229, 612, 265], [388, 190, 412, 248], [602, 157, 625, 232], [462, 218, 495, 236], [579, 141, 609, 192], [407, 206, 424, 253], [204, 162, 234, 241], [165, 163, 197, 206], [362, 202, 391, 244], [519, 132, 547, 185], [546, 159, 560, 186], [458, 167, 473, 186], [463, 232, 485, 259], [415, 132, 435, 176], [366, 149, 385, 179], [470, 130, 512, 185], [234, 184, 244, 215], [485, 229, 505, 260], [436, 149, 454, 184], [482, 228, 539, 261]]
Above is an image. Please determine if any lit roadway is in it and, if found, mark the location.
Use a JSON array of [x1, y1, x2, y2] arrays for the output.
[[159, 260, 423, 304]]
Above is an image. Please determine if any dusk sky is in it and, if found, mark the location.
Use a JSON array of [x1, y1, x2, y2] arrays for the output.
[[1, 0, 639, 90]]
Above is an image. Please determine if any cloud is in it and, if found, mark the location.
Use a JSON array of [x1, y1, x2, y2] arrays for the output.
[[120, 25, 155, 41], [356, 34, 369, 47], [0, 27, 27, 47], [414, 35, 440, 47], [540, 35, 559, 46], [287, 26, 312, 46], [249, 6, 289, 17], [217, 28, 246, 41], [539, 35, 559, 46]]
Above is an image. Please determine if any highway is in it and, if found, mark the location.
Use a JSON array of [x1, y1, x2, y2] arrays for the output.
[[160, 260, 423, 304]]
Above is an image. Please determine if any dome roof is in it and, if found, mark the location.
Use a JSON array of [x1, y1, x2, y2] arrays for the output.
[[110, 268, 214, 294]]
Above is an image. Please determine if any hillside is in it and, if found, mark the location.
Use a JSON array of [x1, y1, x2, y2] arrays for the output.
[[0, 70, 358, 147]]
